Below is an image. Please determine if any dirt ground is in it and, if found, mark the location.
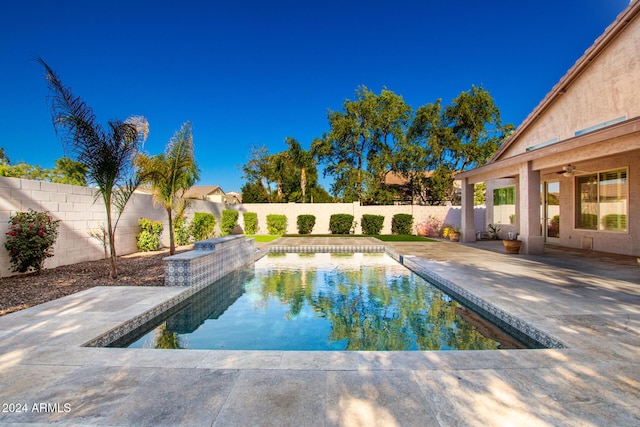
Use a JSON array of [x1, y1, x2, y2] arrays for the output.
[[0, 248, 187, 316]]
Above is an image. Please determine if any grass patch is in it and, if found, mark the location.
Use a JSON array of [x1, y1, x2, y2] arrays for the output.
[[246, 235, 282, 243], [282, 234, 438, 242]]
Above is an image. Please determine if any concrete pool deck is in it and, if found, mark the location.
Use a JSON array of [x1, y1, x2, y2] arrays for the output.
[[0, 237, 638, 426]]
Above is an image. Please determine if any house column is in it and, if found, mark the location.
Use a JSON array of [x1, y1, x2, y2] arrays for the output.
[[518, 161, 544, 254], [461, 177, 475, 242]]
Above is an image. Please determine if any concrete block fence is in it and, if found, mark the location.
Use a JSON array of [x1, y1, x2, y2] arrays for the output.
[[0, 176, 485, 277]]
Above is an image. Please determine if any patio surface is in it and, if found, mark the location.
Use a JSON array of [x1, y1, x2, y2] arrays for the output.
[[0, 237, 639, 426]]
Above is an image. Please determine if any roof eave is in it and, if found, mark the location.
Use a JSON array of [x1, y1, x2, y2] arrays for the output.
[[489, 1, 640, 163]]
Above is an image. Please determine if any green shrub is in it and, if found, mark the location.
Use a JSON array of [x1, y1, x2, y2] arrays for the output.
[[243, 212, 258, 235], [391, 213, 413, 235], [297, 215, 316, 234], [173, 216, 191, 246], [221, 209, 239, 236], [361, 214, 384, 235], [4, 209, 61, 274], [137, 218, 163, 252], [189, 212, 216, 241], [329, 214, 354, 234], [267, 214, 287, 235]]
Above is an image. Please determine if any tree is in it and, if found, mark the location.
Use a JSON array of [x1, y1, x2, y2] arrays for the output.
[[0, 147, 87, 186], [313, 86, 411, 203], [136, 122, 199, 255], [269, 151, 287, 202], [240, 181, 269, 203], [50, 157, 88, 186], [240, 141, 325, 203], [241, 145, 275, 202], [284, 137, 314, 203], [38, 58, 146, 279], [399, 86, 513, 205]]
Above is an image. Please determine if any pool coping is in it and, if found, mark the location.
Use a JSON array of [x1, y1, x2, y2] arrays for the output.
[[2, 239, 638, 425]]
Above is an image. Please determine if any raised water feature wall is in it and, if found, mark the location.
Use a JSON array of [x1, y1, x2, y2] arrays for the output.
[[163, 235, 255, 287]]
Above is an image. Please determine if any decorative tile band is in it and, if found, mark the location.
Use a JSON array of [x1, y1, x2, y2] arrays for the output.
[[164, 235, 256, 288], [268, 245, 385, 254], [84, 236, 257, 347]]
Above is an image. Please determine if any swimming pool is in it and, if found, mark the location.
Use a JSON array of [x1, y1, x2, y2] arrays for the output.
[[115, 253, 533, 351]]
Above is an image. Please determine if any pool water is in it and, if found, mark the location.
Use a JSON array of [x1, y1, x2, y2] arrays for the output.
[[123, 253, 528, 351]]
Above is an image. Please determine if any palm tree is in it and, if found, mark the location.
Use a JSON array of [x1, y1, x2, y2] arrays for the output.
[[269, 152, 287, 201], [136, 122, 199, 255], [38, 58, 145, 279], [285, 137, 313, 203]]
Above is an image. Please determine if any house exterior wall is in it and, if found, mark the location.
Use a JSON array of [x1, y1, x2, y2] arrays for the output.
[[501, 11, 640, 159], [539, 149, 639, 255]]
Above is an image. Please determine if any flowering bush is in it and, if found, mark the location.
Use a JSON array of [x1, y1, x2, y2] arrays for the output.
[[4, 210, 61, 274], [415, 216, 443, 237]]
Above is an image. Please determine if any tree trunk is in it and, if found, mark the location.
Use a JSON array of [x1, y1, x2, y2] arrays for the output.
[[168, 207, 175, 255], [300, 168, 307, 203], [105, 203, 118, 279]]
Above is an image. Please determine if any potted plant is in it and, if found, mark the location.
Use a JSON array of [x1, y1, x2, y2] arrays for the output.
[[503, 232, 522, 254], [443, 226, 461, 242], [487, 223, 501, 240]]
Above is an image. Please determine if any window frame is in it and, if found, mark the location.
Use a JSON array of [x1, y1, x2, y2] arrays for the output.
[[574, 167, 628, 233]]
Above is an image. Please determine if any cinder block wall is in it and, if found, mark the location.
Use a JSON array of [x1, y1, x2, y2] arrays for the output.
[[0, 176, 484, 277], [0, 177, 165, 277], [237, 203, 485, 235]]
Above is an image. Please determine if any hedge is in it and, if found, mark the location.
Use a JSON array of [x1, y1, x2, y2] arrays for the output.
[[329, 214, 354, 234], [243, 212, 258, 235], [189, 212, 216, 241], [361, 214, 384, 235], [221, 209, 239, 236], [137, 218, 163, 251], [297, 215, 316, 234], [391, 213, 413, 235], [267, 214, 287, 235]]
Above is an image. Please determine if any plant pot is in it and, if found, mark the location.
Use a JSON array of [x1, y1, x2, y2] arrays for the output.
[[449, 232, 460, 242], [503, 239, 522, 254]]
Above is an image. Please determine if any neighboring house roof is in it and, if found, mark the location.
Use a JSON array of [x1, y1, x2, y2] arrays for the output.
[[183, 186, 225, 199], [384, 171, 433, 186], [224, 191, 242, 204]]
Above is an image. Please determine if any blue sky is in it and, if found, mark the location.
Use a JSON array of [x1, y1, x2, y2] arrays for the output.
[[1, 0, 631, 193]]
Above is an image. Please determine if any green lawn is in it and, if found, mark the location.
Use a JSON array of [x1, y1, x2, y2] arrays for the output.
[[246, 235, 282, 243], [281, 234, 438, 242]]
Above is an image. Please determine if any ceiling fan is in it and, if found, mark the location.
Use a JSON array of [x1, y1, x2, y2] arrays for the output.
[[555, 164, 590, 177]]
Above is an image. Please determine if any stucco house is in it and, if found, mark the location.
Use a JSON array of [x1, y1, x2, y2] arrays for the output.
[[457, 1, 640, 256]]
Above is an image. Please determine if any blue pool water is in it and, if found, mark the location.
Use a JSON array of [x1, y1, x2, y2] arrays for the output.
[[122, 253, 528, 351]]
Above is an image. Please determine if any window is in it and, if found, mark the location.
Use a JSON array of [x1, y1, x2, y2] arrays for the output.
[[493, 186, 515, 224], [575, 169, 627, 232]]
